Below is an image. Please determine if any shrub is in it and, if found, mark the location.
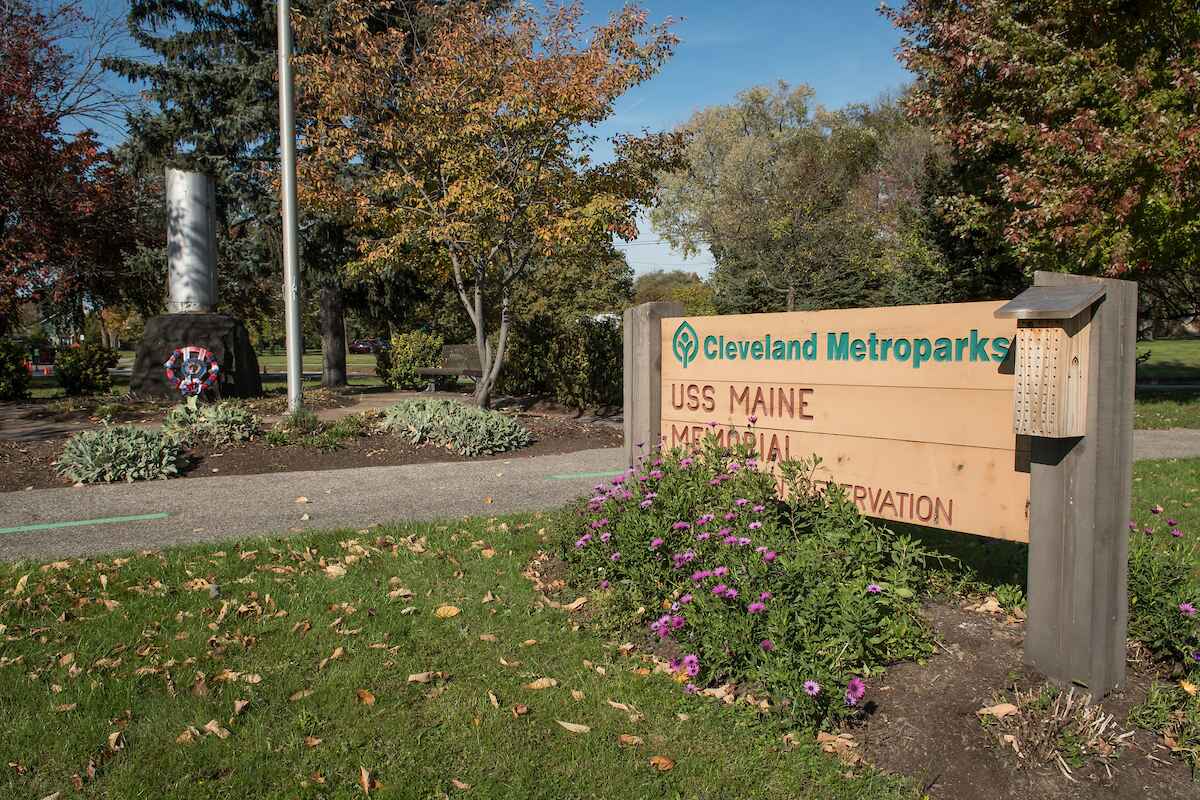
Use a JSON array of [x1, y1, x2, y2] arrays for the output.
[[56, 343, 119, 396], [163, 399, 261, 446], [57, 425, 185, 483], [376, 330, 443, 390], [0, 339, 31, 401], [559, 433, 936, 728], [500, 315, 622, 407], [378, 399, 532, 456], [1127, 505, 1200, 669]]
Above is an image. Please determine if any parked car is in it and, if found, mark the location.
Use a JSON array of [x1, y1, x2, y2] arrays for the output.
[[349, 338, 388, 354]]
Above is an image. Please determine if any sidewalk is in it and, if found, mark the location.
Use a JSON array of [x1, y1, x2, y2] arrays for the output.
[[0, 447, 625, 562]]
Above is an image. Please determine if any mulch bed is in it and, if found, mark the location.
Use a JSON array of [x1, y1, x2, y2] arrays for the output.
[[0, 414, 622, 493], [859, 602, 1196, 799]]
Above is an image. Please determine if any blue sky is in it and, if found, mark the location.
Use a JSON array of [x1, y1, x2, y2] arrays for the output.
[[81, 0, 911, 277], [584, 1, 913, 276]]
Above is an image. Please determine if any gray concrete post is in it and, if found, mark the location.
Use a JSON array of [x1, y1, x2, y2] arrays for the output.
[[623, 301, 683, 468], [1024, 271, 1137, 696], [165, 168, 218, 313]]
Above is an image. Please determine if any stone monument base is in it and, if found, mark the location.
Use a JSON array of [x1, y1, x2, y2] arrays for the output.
[[131, 313, 262, 399]]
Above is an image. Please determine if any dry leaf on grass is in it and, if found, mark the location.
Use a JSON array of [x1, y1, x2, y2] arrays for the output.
[[359, 765, 372, 795], [318, 647, 345, 670], [555, 720, 590, 734], [525, 677, 557, 690], [479, 634, 497, 642], [304, 736, 322, 748], [407, 671, 447, 684], [290, 689, 313, 702], [450, 778, 471, 790], [570, 690, 584, 701], [564, 597, 588, 612], [434, 605, 461, 619], [816, 731, 862, 766], [648, 755, 674, 771], [356, 689, 376, 706], [202, 719, 231, 739], [511, 704, 529, 718], [54, 703, 77, 713], [323, 564, 346, 579], [618, 734, 643, 747], [232, 699, 250, 717], [488, 691, 499, 708]]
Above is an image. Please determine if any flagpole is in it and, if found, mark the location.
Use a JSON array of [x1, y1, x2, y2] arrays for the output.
[[277, 0, 303, 413]]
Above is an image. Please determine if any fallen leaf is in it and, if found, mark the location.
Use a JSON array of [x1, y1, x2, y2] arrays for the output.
[[289, 689, 313, 702], [359, 765, 371, 795], [11, 574, 29, 596], [571, 690, 584, 701], [607, 699, 631, 712], [816, 731, 862, 765], [323, 564, 346, 579], [407, 671, 446, 684], [202, 719, 231, 739], [525, 677, 558, 690], [555, 720, 590, 734], [106, 731, 125, 752], [648, 755, 674, 771], [511, 704, 529, 718], [488, 691, 499, 708], [483, 496, 493, 504], [450, 778, 471, 791], [304, 736, 322, 748], [356, 689, 376, 706], [976, 703, 1020, 720], [479, 634, 497, 642], [618, 734, 643, 747], [564, 597, 588, 612], [176, 727, 199, 744], [241, 673, 262, 685], [1181, 680, 1198, 697], [295, 496, 309, 504], [521, 639, 538, 647], [319, 646, 345, 669], [232, 699, 250, 717], [55, 703, 77, 713], [434, 605, 461, 619]]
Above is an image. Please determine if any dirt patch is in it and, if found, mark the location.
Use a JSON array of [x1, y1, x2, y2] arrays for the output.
[[860, 602, 1196, 799], [0, 414, 621, 493]]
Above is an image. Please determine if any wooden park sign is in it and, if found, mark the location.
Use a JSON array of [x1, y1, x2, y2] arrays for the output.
[[624, 272, 1137, 695]]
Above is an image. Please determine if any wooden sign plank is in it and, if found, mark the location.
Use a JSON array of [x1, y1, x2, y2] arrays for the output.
[[658, 301, 1029, 541], [663, 381, 1015, 450]]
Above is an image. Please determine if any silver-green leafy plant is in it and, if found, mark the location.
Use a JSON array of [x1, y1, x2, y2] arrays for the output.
[[378, 399, 531, 456], [163, 398, 261, 446], [57, 425, 186, 484]]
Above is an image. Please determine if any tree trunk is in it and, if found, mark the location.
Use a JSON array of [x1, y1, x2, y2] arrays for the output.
[[786, 285, 795, 312], [319, 282, 347, 388]]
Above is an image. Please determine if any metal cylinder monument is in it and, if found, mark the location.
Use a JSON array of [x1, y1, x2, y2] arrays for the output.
[[165, 167, 218, 314]]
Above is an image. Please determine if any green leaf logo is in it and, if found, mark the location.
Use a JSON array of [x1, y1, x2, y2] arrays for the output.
[[672, 320, 699, 369]]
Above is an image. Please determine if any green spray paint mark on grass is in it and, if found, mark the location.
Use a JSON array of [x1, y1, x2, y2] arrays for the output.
[[0, 512, 170, 535], [545, 470, 623, 481]]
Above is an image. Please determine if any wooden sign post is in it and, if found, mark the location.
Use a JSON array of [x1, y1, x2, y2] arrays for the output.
[[622, 272, 1136, 695]]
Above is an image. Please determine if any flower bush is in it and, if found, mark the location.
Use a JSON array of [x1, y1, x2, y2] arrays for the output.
[[55, 342, 119, 396], [560, 431, 936, 728]]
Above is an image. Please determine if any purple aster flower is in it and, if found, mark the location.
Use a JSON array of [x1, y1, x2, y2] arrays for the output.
[[1128, 521, 1137, 530], [760, 639, 774, 651], [752, 504, 765, 513], [684, 683, 698, 694], [803, 680, 821, 697], [713, 566, 729, 576], [747, 602, 766, 614], [737, 536, 752, 546], [708, 478, 721, 486], [1144, 526, 1155, 535], [735, 498, 749, 507], [680, 593, 693, 604], [1167, 518, 1178, 526], [670, 615, 685, 630], [760, 591, 772, 601], [650, 614, 671, 638], [697, 513, 715, 525], [746, 458, 758, 468], [599, 531, 611, 542], [650, 537, 664, 550], [762, 551, 777, 563], [748, 415, 758, 424], [592, 518, 609, 529], [1193, 651, 1200, 663], [717, 527, 732, 538], [683, 654, 700, 677], [1171, 528, 1183, 538], [691, 569, 712, 582], [723, 587, 738, 599], [640, 499, 654, 510], [748, 521, 763, 531], [1151, 504, 1164, 514], [728, 461, 742, 473], [696, 532, 711, 541], [867, 583, 882, 594], [611, 475, 625, 486], [1180, 602, 1197, 617], [649, 470, 663, 480], [599, 580, 609, 590], [673, 521, 692, 531], [724, 512, 737, 522], [669, 657, 681, 672], [610, 551, 621, 562], [707, 420, 718, 428], [680, 458, 694, 468], [845, 677, 866, 706], [712, 583, 728, 595]]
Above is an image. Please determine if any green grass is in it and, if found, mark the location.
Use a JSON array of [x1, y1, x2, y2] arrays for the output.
[[1138, 338, 1200, 383], [905, 457, 1200, 596], [1135, 390, 1200, 429], [0, 516, 911, 800]]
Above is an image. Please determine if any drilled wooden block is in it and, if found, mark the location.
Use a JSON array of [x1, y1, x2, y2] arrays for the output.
[[1012, 313, 1090, 438]]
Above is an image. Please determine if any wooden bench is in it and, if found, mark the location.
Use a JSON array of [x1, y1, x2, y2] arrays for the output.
[[417, 344, 482, 390]]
